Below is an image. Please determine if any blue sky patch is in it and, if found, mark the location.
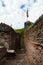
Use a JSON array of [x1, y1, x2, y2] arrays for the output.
[[20, 4, 25, 9], [34, 0, 37, 2], [1, 0, 6, 7]]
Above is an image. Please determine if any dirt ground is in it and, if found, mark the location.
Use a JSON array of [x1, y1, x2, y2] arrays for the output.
[[1, 49, 29, 65]]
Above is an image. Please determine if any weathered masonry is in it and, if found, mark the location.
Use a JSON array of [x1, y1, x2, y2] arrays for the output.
[[0, 23, 20, 50], [0, 23, 21, 63], [24, 15, 43, 65]]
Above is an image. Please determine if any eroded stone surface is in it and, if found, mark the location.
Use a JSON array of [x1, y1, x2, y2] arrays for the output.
[[24, 15, 43, 65]]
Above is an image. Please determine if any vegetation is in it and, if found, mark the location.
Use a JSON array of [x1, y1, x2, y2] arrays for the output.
[[15, 28, 25, 48], [15, 28, 24, 34], [28, 24, 33, 29]]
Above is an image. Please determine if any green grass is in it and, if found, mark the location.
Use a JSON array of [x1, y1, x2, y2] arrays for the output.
[[15, 28, 24, 34], [15, 28, 25, 48]]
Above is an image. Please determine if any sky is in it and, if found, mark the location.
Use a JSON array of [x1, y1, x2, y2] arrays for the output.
[[0, 0, 43, 29]]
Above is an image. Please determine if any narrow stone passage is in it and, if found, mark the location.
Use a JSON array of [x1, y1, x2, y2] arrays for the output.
[[1, 50, 29, 65]]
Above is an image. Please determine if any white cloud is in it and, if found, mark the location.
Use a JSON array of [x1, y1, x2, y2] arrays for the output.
[[29, 0, 43, 22], [0, 0, 43, 29]]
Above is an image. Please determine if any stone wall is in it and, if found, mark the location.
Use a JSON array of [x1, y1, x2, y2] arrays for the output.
[[0, 46, 6, 62], [24, 15, 43, 65], [0, 23, 20, 50]]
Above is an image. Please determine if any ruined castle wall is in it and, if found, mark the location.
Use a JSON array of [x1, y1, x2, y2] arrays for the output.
[[24, 16, 43, 65]]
